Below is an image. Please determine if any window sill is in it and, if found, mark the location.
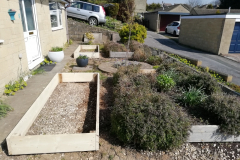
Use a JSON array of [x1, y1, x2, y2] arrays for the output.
[[52, 27, 63, 31]]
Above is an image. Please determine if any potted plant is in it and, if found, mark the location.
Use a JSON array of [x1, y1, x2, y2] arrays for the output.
[[48, 47, 64, 63], [76, 55, 88, 67]]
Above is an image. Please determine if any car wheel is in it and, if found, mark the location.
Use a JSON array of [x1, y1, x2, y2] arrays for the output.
[[173, 31, 177, 37], [89, 17, 98, 26], [165, 29, 168, 34]]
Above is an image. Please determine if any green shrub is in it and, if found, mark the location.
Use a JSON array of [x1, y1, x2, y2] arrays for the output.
[[156, 74, 175, 91], [112, 75, 190, 150], [103, 41, 127, 57], [50, 46, 63, 52], [105, 3, 119, 18], [119, 23, 147, 43], [203, 93, 240, 135], [0, 101, 13, 119], [179, 73, 222, 95], [146, 56, 162, 65], [179, 86, 208, 107]]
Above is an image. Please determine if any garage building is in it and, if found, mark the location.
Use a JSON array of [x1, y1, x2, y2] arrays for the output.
[[143, 4, 190, 32], [179, 14, 240, 55]]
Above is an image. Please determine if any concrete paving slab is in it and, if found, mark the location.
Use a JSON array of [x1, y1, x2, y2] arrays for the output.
[[0, 42, 80, 143]]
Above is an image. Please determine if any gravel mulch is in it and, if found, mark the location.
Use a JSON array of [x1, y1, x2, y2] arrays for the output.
[[27, 82, 96, 135]]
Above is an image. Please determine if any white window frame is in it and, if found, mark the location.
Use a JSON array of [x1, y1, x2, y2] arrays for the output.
[[49, 2, 63, 31]]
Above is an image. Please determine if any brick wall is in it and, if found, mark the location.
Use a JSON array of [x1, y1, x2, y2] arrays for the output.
[[68, 18, 117, 43], [179, 18, 225, 55]]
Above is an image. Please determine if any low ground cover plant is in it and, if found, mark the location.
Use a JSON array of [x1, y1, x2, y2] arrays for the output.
[[0, 101, 12, 119], [111, 56, 240, 151], [111, 66, 190, 150], [146, 55, 162, 65], [4, 78, 27, 96], [179, 86, 208, 107], [203, 93, 240, 135], [156, 74, 175, 91]]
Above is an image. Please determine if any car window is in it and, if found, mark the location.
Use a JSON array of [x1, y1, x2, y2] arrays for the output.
[[168, 23, 173, 26], [83, 3, 92, 11], [93, 5, 99, 12], [71, 2, 82, 9], [172, 22, 179, 26]]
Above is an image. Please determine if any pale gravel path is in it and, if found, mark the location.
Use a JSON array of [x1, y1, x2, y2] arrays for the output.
[[144, 31, 240, 86], [27, 83, 89, 135]]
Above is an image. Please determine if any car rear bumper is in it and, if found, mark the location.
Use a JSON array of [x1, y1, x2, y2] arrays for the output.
[[99, 18, 106, 24], [176, 30, 180, 35]]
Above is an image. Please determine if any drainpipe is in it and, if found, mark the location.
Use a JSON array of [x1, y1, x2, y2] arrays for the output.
[[228, 7, 231, 13], [65, 9, 69, 43]]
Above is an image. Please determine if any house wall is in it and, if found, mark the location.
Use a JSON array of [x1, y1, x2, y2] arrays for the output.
[[219, 19, 235, 55], [143, 12, 159, 32], [170, 5, 190, 13], [0, 0, 29, 95], [179, 18, 225, 55], [135, 0, 147, 13], [0, 0, 67, 94], [35, 0, 67, 57]]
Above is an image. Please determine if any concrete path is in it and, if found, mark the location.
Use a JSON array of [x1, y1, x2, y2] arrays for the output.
[[0, 42, 79, 143], [144, 31, 240, 86]]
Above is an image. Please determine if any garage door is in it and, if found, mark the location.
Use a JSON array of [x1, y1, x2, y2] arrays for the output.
[[160, 15, 180, 31], [229, 22, 240, 54]]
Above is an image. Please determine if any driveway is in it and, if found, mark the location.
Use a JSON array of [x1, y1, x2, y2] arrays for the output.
[[144, 31, 240, 86]]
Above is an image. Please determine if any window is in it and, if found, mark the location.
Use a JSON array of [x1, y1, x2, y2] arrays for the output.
[[93, 5, 99, 12], [83, 3, 93, 11], [71, 2, 82, 9], [172, 22, 179, 26], [49, 2, 63, 31]]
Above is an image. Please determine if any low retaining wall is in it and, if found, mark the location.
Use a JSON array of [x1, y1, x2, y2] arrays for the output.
[[68, 18, 118, 43]]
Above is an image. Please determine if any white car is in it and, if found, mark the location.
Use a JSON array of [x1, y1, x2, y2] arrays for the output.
[[165, 21, 180, 36]]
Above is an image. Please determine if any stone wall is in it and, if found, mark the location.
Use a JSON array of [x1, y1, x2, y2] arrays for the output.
[[179, 18, 225, 55], [135, 0, 147, 13], [219, 19, 235, 55], [68, 18, 117, 43], [143, 12, 159, 32]]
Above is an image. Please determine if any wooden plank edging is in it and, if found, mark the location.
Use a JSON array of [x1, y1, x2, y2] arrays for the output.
[[6, 73, 100, 155]]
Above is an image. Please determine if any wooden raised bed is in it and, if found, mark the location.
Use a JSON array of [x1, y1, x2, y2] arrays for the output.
[[6, 73, 100, 155], [74, 45, 100, 58], [110, 51, 134, 58]]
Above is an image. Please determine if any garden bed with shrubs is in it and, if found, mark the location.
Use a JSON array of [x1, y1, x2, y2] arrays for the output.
[[110, 57, 240, 151]]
